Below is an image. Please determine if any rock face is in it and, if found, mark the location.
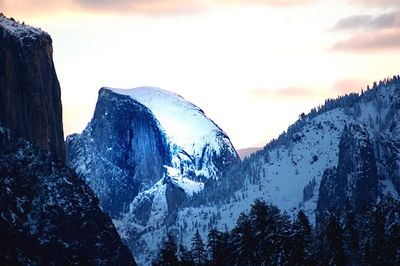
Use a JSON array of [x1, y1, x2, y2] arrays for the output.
[[316, 123, 378, 226], [0, 15, 65, 161], [66, 88, 171, 218], [66, 88, 239, 222], [0, 128, 135, 265], [66, 87, 239, 264], [0, 16, 136, 265]]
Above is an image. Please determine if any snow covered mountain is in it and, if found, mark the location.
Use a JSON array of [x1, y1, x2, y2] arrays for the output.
[[66, 87, 239, 263], [68, 77, 400, 265], [133, 77, 400, 264], [0, 127, 135, 265], [110, 87, 239, 180]]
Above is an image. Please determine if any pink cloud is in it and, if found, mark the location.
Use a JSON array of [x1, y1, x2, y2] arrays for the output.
[[331, 30, 400, 51], [2, 0, 315, 18], [332, 11, 400, 31], [348, 0, 400, 7], [218, 0, 314, 7], [331, 79, 370, 94], [74, 0, 206, 16]]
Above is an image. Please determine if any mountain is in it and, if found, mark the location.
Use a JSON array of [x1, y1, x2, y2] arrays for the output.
[[149, 76, 400, 263], [316, 123, 378, 227], [0, 128, 135, 265], [66, 87, 239, 263], [0, 15, 136, 265], [0, 14, 65, 162], [237, 147, 262, 160], [67, 77, 400, 264]]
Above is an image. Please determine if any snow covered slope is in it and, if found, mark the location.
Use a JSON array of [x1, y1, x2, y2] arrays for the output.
[[132, 76, 400, 265], [110, 87, 239, 179]]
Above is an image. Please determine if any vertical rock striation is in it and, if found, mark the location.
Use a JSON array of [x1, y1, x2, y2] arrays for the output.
[[0, 15, 65, 161]]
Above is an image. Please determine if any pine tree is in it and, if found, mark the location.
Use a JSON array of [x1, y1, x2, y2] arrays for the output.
[[325, 216, 345, 266], [362, 241, 373, 266], [191, 229, 207, 266], [344, 203, 359, 261], [230, 212, 255, 265], [207, 228, 228, 266], [152, 232, 179, 266], [178, 243, 194, 266], [290, 210, 312, 265], [370, 208, 387, 265]]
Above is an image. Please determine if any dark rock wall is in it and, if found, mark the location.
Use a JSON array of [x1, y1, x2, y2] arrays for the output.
[[0, 20, 65, 161], [66, 89, 171, 218], [317, 123, 378, 226]]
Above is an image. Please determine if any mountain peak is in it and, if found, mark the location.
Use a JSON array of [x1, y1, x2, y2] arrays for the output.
[[106, 86, 239, 177], [0, 14, 50, 46]]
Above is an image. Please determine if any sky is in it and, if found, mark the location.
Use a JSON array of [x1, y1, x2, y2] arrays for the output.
[[2, 0, 400, 149]]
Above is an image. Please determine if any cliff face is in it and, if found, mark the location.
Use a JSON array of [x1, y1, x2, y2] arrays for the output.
[[66, 89, 171, 218], [67, 87, 240, 264], [0, 16, 136, 264], [317, 123, 378, 226], [0, 15, 65, 161]]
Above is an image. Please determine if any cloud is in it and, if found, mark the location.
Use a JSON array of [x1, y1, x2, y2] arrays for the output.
[[347, 0, 400, 8], [217, 0, 314, 7], [331, 10, 400, 52], [2, 0, 75, 18], [331, 30, 400, 51], [2, 0, 314, 18], [73, 0, 206, 16], [332, 11, 400, 31], [331, 79, 369, 94]]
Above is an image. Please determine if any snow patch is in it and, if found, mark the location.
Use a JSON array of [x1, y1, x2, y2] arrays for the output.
[[165, 166, 204, 196]]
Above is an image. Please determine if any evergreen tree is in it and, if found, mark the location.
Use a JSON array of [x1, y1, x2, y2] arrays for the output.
[[341, 201, 359, 265], [191, 229, 207, 266], [230, 212, 255, 265], [361, 241, 373, 266], [178, 243, 194, 266], [324, 216, 345, 266], [370, 208, 387, 265], [290, 210, 312, 265], [152, 232, 179, 266], [248, 199, 291, 265], [207, 228, 228, 266]]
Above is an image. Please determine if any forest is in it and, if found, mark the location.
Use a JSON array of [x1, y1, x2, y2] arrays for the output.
[[154, 195, 400, 266]]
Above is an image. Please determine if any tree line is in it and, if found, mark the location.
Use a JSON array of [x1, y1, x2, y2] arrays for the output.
[[153, 195, 400, 266]]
